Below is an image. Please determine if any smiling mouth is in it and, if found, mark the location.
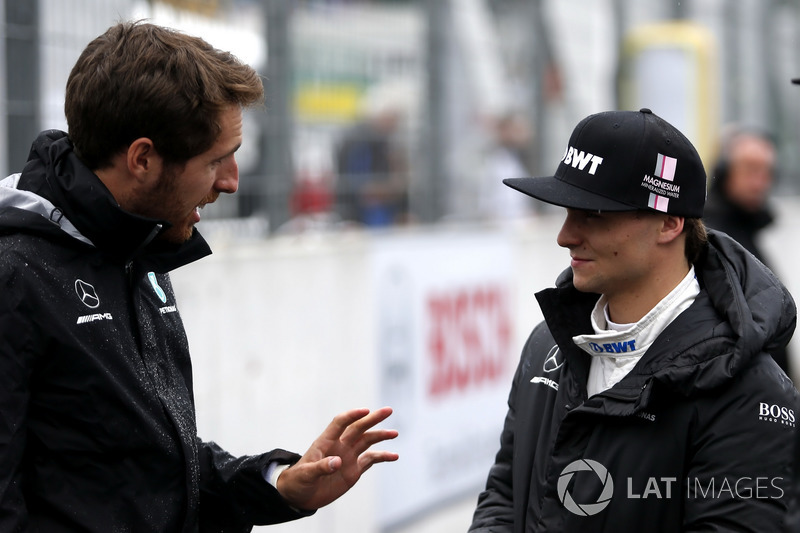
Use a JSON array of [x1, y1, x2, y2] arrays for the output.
[[196, 198, 215, 213], [193, 192, 220, 220], [570, 256, 592, 268]]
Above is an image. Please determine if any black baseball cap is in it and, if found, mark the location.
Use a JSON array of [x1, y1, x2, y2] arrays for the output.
[[503, 109, 707, 218], [793, 78, 800, 85]]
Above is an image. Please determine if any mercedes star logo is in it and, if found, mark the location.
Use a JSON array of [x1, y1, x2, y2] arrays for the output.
[[543, 345, 564, 373], [75, 279, 100, 308]]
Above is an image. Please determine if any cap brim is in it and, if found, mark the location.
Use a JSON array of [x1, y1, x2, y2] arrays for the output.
[[793, 78, 800, 85], [503, 176, 638, 212]]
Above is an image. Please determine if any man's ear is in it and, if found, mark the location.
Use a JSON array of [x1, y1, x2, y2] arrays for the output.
[[126, 137, 162, 185], [658, 215, 685, 244]]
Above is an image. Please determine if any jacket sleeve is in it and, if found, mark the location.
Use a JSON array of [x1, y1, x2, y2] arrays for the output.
[[0, 266, 35, 531], [197, 440, 314, 532], [682, 357, 797, 532], [469, 332, 535, 532]]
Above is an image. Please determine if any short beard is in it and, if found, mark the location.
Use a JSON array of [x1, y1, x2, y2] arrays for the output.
[[127, 163, 187, 243]]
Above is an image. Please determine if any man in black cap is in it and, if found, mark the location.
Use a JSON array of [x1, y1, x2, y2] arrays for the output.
[[469, 109, 797, 532]]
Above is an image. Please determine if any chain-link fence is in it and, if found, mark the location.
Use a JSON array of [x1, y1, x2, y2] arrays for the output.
[[5, 0, 800, 235]]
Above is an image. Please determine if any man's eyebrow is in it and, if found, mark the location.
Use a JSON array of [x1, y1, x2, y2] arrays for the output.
[[217, 143, 241, 159]]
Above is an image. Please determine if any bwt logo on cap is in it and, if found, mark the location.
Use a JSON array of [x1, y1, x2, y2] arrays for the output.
[[501, 109, 707, 218], [561, 146, 604, 176]]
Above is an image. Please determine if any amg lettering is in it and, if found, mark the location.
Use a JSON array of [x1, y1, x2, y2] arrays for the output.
[[561, 146, 603, 175], [76, 313, 113, 324], [530, 376, 559, 391]]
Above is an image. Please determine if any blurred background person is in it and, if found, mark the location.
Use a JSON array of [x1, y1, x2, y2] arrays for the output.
[[334, 104, 409, 227], [703, 125, 792, 376], [478, 112, 537, 222], [704, 125, 778, 264]]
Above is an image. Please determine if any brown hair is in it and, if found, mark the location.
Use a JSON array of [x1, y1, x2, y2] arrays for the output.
[[65, 21, 264, 170], [684, 217, 708, 265]]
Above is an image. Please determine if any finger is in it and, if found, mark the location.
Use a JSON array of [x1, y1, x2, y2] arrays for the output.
[[338, 429, 399, 464], [317, 408, 372, 442], [340, 407, 394, 443], [327, 455, 343, 473], [350, 428, 399, 455], [357, 450, 400, 472]]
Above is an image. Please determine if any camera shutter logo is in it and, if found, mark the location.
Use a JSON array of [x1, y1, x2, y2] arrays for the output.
[[557, 459, 614, 516], [75, 279, 100, 309]]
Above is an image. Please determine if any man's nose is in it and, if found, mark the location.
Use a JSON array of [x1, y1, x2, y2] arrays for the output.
[[556, 210, 582, 248], [215, 157, 239, 194]]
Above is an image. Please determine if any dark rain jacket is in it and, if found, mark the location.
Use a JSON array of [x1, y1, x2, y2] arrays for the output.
[[703, 191, 791, 375], [469, 230, 798, 532], [0, 130, 309, 532]]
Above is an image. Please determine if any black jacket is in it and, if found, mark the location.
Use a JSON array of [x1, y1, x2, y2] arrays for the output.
[[703, 192, 774, 265], [703, 192, 791, 374], [469, 230, 798, 532], [0, 130, 308, 532]]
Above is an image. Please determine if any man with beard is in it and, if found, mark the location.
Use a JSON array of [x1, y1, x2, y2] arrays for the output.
[[0, 21, 397, 532]]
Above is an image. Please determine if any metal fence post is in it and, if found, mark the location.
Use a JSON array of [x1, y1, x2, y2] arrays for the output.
[[417, 0, 447, 223], [5, 0, 39, 174], [262, 0, 294, 232]]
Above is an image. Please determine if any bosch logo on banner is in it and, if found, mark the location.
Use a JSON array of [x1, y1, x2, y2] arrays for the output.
[[427, 285, 512, 398]]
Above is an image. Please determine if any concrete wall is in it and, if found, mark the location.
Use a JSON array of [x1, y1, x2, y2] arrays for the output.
[[170, 198, 800, 533]]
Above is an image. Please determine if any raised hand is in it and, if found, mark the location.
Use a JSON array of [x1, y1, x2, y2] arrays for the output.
[[276, 407, 399, 510]]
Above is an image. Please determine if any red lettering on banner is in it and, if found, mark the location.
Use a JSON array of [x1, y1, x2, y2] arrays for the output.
[[427, 286, 512, 398]]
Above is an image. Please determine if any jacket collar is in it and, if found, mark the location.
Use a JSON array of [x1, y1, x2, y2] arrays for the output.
[[15, 130, 211, 270], [535, 278, 596, 401], [536, 230, 796, 402]]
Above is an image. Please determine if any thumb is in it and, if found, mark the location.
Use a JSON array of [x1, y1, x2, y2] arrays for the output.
[[279, 456, 341, 493], [323, 456, 342, 474], [297, 456, 341, 481]]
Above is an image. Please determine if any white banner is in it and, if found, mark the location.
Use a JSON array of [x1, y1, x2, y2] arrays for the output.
[[372, 231, 517, 528]]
